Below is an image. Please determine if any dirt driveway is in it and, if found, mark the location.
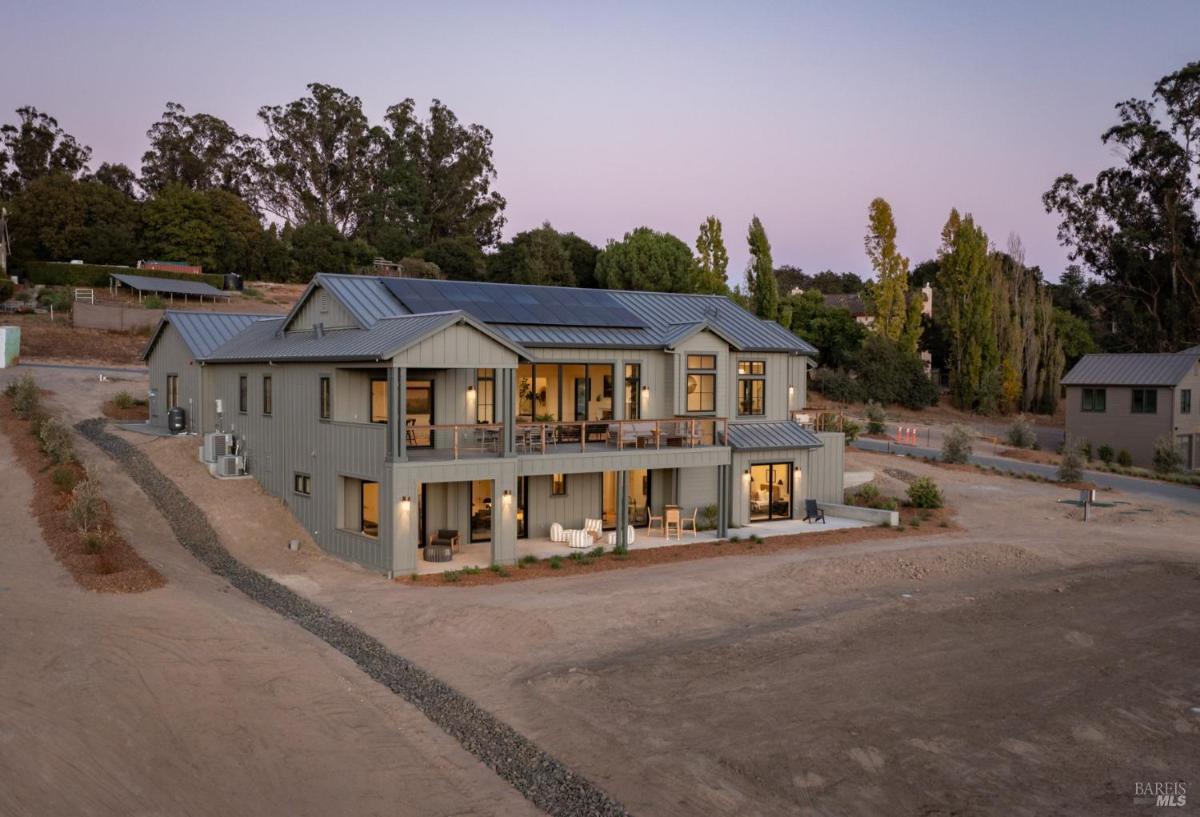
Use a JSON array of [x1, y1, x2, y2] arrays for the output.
[[0, 426, 538, 817], [7, 364, 1200, 816]]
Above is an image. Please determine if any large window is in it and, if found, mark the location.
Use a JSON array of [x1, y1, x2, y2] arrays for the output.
[[165, 374, 178, 410], [737, 359, 766, 416], [624, 363, 641, 419], [319, 376, 331, 420], [686, 354, 717, 413], [476, 369, 495, 424], [517, 363, 613, 421], [1132, 388, 1157, 414], [238, 375, 248, 413], [370, 378, 387, 423], [262, 375, 273, 416], [749, 462, 792, 521], [1081, 388, 1106, 413], [1182, 389, 1192, 415]]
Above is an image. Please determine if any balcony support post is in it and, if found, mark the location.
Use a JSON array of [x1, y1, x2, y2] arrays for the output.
[[396, 366, 407, 462]]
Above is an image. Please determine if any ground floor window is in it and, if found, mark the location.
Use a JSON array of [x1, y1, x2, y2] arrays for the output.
[[341, 476, 379, 538], [293, 473, 311, 496], [360, 481, 379, 537], [749, 462, 791, 521], [551, 473, 567, 496], [166, 374, 178, 409]]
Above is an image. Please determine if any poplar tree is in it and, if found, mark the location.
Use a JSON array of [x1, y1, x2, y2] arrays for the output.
[[746, 215, 779, 320], [694, 215, 729, 294], [937, 209, 997, 409], [864, 197, 921, 354]]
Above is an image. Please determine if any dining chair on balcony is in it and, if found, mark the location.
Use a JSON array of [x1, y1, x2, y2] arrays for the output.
[[405, 418, 416, 446]]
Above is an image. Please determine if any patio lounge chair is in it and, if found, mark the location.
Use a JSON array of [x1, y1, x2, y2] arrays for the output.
[[802, 499, 826, 524], [431, 528, 461, 552], [584, 517, 603, 542]]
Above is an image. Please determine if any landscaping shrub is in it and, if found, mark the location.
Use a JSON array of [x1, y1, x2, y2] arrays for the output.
[[1005, 415, 1036, 449], [851, 335, 940, 410], [37, 288, 72, 312], [51, 465, 79, 493], [1076, 437, 1093, 461], [548, 555, 563, 570], [811, 368, 861, 403], [112, 391, 137, 410], [842, 418, 861, 443], [906, 477, 944, 509], [941, 424, 973, 464], [0, 279, 14, 302], [1057, 440, 1084, 483], [588, 546, 605, 558], [441, 570, 461, 582], [1117, 449, 1133, 468], [488, 564, 509, 577], [144, 294, 165, 310], [518, 554, 538, 565], [68, 471, 105, 534], [698, 503, 719, 530], [1097, 444, 1114, 465], [81, 531, 106, 554], [1152, 434, 1181, 474], [856, 483, 881, 505], [865, 400, 886, 435], [8, 373, 39, 418], [38, 417, 75, 464]]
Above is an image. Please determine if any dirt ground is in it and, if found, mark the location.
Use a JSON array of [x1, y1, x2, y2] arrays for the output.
[[6, 364, 1200, 816]]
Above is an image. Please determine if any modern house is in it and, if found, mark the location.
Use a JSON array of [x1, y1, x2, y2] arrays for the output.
[[1061, 345, 1200, 470], [143, 275, 847, 576]]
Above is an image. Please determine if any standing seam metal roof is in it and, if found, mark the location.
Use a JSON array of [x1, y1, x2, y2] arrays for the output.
[[726, 422, 824, 450], [111, 273, 225, 297], [1060, 353, 1199, 386], [142, 311, 277, 360]]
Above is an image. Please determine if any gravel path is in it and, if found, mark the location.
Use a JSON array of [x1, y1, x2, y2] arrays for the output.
[[78, 419, 629, 817]]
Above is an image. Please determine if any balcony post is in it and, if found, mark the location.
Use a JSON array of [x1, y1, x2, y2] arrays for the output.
[[717, 464, 729, 538], [616, 470, 628, 550], [385, 367, 396, 461], [396, 366, 407, 462], [502, 368, 516, 457]]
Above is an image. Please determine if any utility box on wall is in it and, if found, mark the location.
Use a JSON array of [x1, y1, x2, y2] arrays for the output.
[[0, 326, 19, 368]]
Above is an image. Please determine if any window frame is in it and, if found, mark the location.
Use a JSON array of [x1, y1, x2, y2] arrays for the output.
[[1182, 388, 1192, 415], [238, 374, 248, 414], [293, 472, 311, 496], [360, 480, 380, 538], [551, 473, 568, 497], [165, 373, 179, 410], [262, 374, 273, 416], [319, 376, 332, 421], [1081, 387, 1106, 413], [1131, 388, 1157, 415], [686, 354, 717, 414], [737, 359, 766, 416], [369, 377, 388, 424], [476, 368, 496, 424]]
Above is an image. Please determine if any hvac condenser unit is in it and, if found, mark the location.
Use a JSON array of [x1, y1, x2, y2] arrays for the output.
[[216, 454, 245, 477], [203, 432, 233, 463]]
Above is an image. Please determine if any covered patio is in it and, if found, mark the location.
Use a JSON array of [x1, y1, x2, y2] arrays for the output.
[[412, 514, 872, 575]]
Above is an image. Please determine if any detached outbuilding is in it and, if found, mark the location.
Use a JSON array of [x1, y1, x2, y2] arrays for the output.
[[1061, 345, 1200, 469]]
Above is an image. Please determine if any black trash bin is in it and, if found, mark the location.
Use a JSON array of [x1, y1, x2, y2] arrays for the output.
[[167, 406, 186, 434]]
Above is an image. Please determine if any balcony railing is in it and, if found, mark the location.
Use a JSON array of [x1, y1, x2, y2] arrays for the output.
[[402, 418, 728, 460], [516, 417, 727, 455], [790, 410, 844, 432]]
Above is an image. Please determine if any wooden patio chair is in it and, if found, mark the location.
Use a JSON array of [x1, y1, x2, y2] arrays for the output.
[[680, 508, 699, 536], [664, 507, 681, 540], [647, 508, 664, 536]]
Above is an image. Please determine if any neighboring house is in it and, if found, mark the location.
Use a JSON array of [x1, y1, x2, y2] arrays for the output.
[[144, 275, 846, 576], [141, 311, 277, 433], [1061, 345, 1200, 470]]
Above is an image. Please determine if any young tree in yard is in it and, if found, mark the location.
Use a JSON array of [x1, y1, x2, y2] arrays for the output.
[[941, 424, 974, 464], [595, 227, 699, 292], [937, 209, 997, 410], [1057, 441, 1084, 483], [255, 84, 380, 235], [694, 216, 729, 294], [746, 216, 780, 320], [0, 106, 92, 198], [864, 198, 922, 354], [1043, 60, 1200, 352]]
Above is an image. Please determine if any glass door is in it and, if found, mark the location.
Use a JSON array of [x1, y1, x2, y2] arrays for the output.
[[406, 379, 434, 447], [749, 463, 792, 521], [470, 479, 492, 543]]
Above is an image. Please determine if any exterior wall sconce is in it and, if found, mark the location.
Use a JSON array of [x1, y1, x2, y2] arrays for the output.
[[788, 384, 795, 397], [502, 489, 512, 504], [400, 496, 411, 512], [466, 384, 476, 400], [641, 385, 649, 394]]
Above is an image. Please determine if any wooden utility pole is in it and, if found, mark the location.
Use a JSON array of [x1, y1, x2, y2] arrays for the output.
[[0, 207, 10, 279]]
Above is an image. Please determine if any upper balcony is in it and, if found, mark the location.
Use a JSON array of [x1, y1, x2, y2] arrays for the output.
[[404, 417, 728, 462]]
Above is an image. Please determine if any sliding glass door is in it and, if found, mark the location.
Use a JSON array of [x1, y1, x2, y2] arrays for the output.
[[749, 463, 792, 522]]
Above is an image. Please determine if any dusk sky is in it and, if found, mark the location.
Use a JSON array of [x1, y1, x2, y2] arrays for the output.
[[6, 1, 1199, 282]]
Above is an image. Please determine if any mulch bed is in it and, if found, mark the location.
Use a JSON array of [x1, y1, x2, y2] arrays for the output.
[[1, 398, 164, 593], [399, 506, 956, 587], [101, 399, 149, 422]]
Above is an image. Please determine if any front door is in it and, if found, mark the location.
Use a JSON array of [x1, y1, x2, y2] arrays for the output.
[[470, 479, 492, 543], [749, 463, 792, 522]]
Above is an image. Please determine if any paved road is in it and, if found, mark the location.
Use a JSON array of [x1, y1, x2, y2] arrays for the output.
[[852, 438, 1200, 505]]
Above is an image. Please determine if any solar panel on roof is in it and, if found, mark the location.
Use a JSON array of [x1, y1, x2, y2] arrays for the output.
[[379, 278, 645, 329]]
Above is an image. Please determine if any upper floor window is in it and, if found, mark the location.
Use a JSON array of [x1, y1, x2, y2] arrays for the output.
[[262, 375, 273, 416], [1132, 388, 1157, 414], [476, 369, 495, 424], [370, 378, 388, 423], [1182, 388, 1192, 415], [319, 376, 332, 420], [624, 363, 641, 419], [737, 359, 766, 416], [238, 375, 248, 413], [1081, 387, 1106, 413], [686, 354, 716, 413]]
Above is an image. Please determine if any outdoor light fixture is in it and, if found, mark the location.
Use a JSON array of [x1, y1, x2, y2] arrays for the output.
[[502, 489, 512, 504], [400, 496, 411, 511], [788, 384, 795, 397], [641, 385, 649, 394]]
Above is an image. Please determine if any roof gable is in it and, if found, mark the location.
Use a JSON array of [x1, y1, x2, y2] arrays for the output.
[[142, 311, 276, 361], [1061, 352, 1197, 387]]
